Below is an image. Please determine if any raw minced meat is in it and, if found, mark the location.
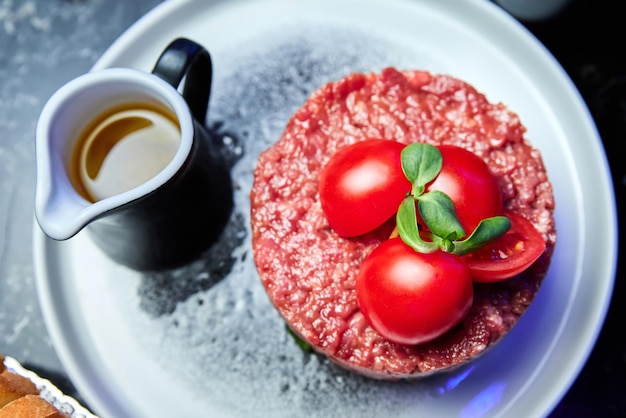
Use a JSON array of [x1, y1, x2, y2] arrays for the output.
[[250, 67, 556, 379]]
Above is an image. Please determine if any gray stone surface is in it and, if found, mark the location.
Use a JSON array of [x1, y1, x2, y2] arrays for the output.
[[0, 0, 162, 383]]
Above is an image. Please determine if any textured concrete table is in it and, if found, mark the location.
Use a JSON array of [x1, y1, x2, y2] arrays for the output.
[[0, 0, 164, 401], [1, 0, 623, 416]]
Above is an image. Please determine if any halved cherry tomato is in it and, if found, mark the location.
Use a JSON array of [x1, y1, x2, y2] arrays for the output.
[[356, 238, 473, 345], [426, 145, 502, 236], [319, 139, 410, 237], [465, 211, 546, 282]]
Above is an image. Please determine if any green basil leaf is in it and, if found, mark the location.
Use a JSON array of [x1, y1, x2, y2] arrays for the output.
[[401, 143, 442, 197], [396, 196, 438, 253], [417, 190, 465, 241], [453, 216, 511, 256]]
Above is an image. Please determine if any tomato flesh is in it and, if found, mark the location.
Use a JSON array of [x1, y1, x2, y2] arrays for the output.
[[356, 238, 473, 345], [319, 139, 410, 237], [465, 211, 546, 282], [426, 145, 502, 236]]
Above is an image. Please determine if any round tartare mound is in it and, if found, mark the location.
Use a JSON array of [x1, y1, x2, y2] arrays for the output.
[[250, 67, 556, 379]]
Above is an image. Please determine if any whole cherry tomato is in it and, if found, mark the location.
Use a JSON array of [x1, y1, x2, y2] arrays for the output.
[[426, 145, 502, 236], [356, 238, 473, 345], [319, 139, 410, 237], [465, 211, 546, 282]]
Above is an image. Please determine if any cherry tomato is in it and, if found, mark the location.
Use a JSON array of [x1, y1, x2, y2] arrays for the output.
[[465, 211, 546, 282], [356, 238, 473, 345], [426, 145, 502, 236], [319, 139, 410, 237]]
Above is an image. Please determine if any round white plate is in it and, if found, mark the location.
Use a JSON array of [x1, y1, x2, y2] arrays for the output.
[[34, 0, 617, 417]]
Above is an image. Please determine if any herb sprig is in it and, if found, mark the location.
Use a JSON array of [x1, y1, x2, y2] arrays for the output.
[[396, 143, 510, 255]]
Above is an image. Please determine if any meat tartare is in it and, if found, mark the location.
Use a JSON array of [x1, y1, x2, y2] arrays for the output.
[[250, 67, 555, 378]]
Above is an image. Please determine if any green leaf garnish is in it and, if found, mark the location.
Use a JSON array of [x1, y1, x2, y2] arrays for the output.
[[396, 143, 510, 255], [396, 197, 438, 253], [417, 190, 465, 241], [401, 143, 442, 197], [452, 216, 511, 256], [286, 326, 313, 353]]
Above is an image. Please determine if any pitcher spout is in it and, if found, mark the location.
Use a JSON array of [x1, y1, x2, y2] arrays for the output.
[[35, 112, 111, 241], [35, 172, 102, 241]]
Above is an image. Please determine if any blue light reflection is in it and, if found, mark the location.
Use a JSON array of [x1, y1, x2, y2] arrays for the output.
[[461, 381, 507, 418], [437, 365, 476, 394]]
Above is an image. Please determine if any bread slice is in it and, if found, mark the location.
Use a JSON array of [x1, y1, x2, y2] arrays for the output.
[[0, 369, 39, 408], [0, 394, 64, 418]]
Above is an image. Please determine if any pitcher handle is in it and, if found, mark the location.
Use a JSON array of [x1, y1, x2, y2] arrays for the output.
[[152, 38, 212, 123]]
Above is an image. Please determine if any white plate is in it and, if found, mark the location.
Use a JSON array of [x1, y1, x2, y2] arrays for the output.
[[34, 0, 618, 417]]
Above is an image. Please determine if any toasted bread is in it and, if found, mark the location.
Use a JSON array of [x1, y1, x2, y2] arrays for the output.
[[0, 368, 39, 409], [0, 394, 64, 418], [0, 356, 66, 416]]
